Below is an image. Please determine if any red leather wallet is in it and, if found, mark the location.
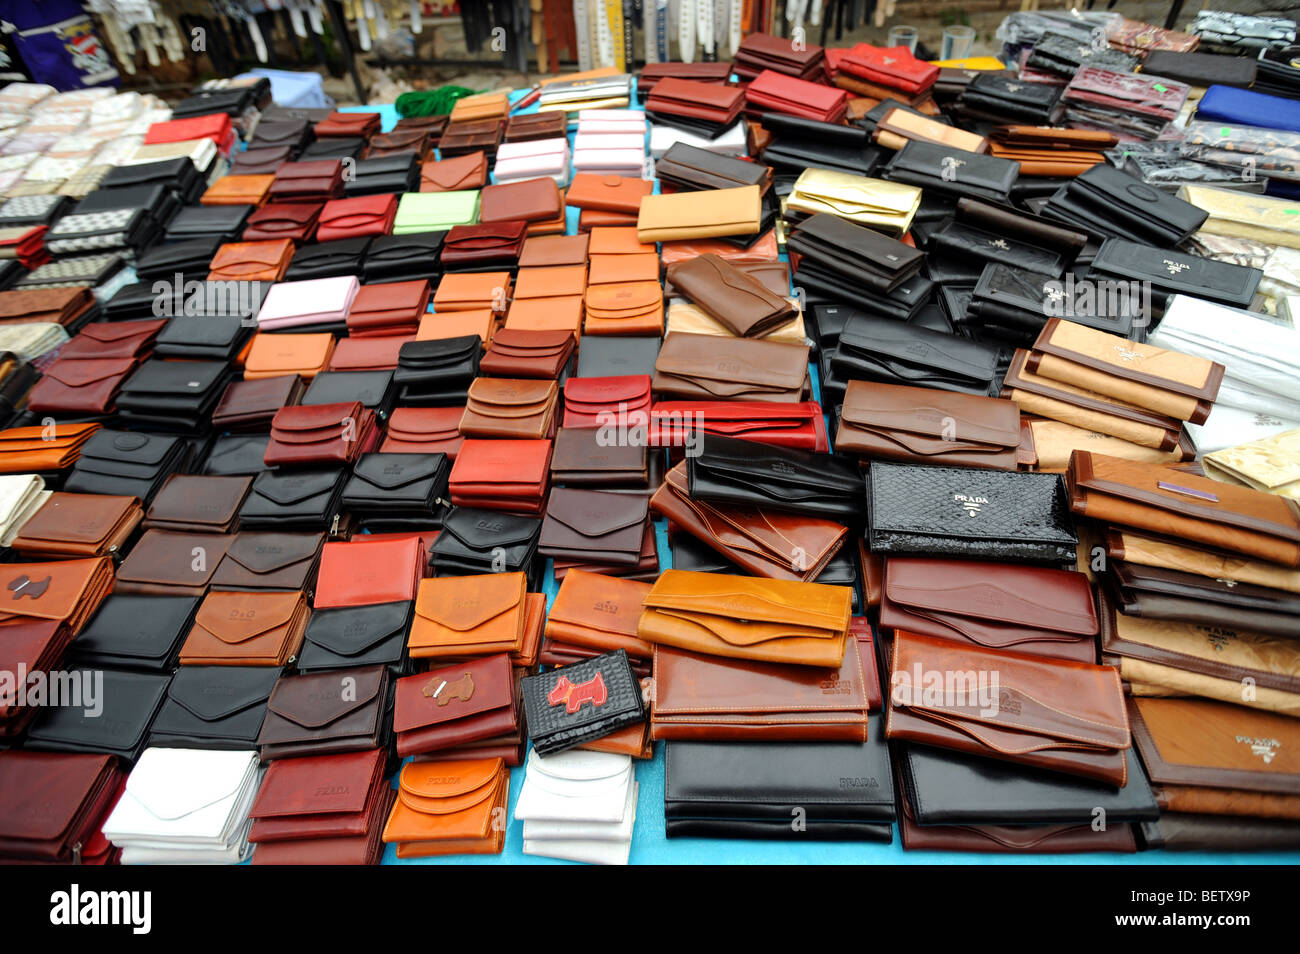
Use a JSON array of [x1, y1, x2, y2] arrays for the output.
[[380, 407, 466, 459], [264, 402, 379, 467], [329, 335, 413, 372], [144, 114, 233, 151], [314, 535, 425, 608], [745, 70, 848, 122], [441, 220, 528, 269], [248, 748, 388, 843], [479, 178, 563, 224], [316, 193, 398, 243], [840, 44, 939, 94], [562, 375, 652, 429], [57, 318, 164, 360], [479, 329, 575, 379], [25, 356, 139, 415], [314, 111, 382, 138], [449, 438, 552, 512], [394, 653, 518, 757], [243, 201, 324, 243], [346, 279, 430, 337], [647, 77, 745, 125], [565, 173, 655, 214], [0, 751, 123, 862], [649, 400, 830, 452]]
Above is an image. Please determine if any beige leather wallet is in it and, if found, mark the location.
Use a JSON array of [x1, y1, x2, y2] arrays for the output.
[[636, 185, 761, 243]]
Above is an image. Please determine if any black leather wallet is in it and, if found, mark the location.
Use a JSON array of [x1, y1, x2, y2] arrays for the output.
[[64, 429, 191, 502], [968, 262, 1136, 344], [343, 155, 420, 197], [657, 142, 771, 192], [575, 335, 661, 378], [299, 136, 365, 162], [797, 263, 932, 320], [1105, 562, 1300, 638], [763, 113, 883, 174], [238, 467, 348, 529], [900, 743, 1157, 826], [285, 237, 374, 282], [164, 203, 254, 244], [394, 336, 480, 405], [148, 666, 280, 750], [831, 311, 1003, 396], [25, 668, 171, 763], [115, 358, 232, 430], [787, 212, 925, 293], [1140, 814, 1300, 852], [202, 434, 272, 477], [1043, 164, 1208, 247], [70, 594, 200, 672], [152, 311, 258, 361], [341, 452, 450, 529], [866, 461, 1077, 563], [301, 369, 397, 417], [363, 232, 445, 284], [521, 649, 645, 755], [1142, 50, 1258, 89], [135, 237, 225, 282], [885, 139, 1019, 202], [1088, 238, 1261, 309], [101, 157, 202, 198], [930, 220, 1064, 277], [687, 434, 861, 523], [297, 600, 413, 674], [257, 665, 393, 761], [1026, 32, 1137, 79], [430, 506, 541, 578], [664, 726, 895, 841]]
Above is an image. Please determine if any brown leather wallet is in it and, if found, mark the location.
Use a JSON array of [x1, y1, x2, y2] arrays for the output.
[[538, 487, 648, 565], [394, 653, 519, 757], [652, 331, 810, 402], [550, 426, 648, 487], [518, 233, 590, 267], [208, 239, 295, 282], [505, 112, 567, 142], [265, 402, 377, 467], [114, 529, 233, 596], [886, 629, 1131, 787], [543, 569, 654, 660], [366, 129, 432, 160], [211, 532, 325, 593], [638, 568, 852, 667], [408, 572, 527, 659], [588, 252, 659, 285], [212, 375, 305, 432], [664, 253, 796, 338], [449, 91, 509, 123], [420, 152, 489, 192], [479, 329, 574, 379], [347, 280, 430, 337], [9, 493, 141, 558], [479, 178, 563, 225], [650, 461, 846, 581], [257, 665, 389, 759], [201, 173, 274, 207], [269, 159, 345, 201], [459, 378, 558, 440], [179, 589, 310, 665], [248, 748, 388, 846], [651, 638, 869, 741], [380, 406, 465, 458], [432, 272, 513, 313], [0, 557, 113, 635], [0, 287, 94, 326]]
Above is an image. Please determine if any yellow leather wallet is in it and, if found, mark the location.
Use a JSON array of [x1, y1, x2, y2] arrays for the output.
[[636, 185, 762, 243], [787, 169, 921, 235]]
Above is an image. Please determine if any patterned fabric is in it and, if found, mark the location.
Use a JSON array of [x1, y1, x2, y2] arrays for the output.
[[17, 252, 123, 287], [0, 194, 63, 223]]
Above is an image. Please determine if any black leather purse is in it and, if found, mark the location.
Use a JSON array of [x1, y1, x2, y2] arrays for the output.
[[341, 452, 450, 530], [786, 212, 924, 293], [363, 232, 445, 284], [301, 370, 397, 417], [25, 669, 171, 763], [238, 467, 348, 530], [152, 311, 258, 361], [831, 311, 1003, 395], [297, 600, 413, 674], [148, 666, 280, 750], [164, 203, 253, 244], [71, 594, 200, 671], [393, 336, 480, 405], [885, 139, 1019, 203], [686, 435, 862, 523]]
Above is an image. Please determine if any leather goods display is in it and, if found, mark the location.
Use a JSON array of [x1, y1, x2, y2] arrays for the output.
[[211, 532, 325, 594], [0, 752, 125, 863], [179, 590, 310, 666], [880, 558, 1099, 662], [550, 427, 648, 488], [565, 173, 654, 214], [651, 400, 829, 453], [448, 438, 552, 513], [394, 653, 518, 757], [539, 488, 649, 565], [835, 380, 1021, 469], [297, 600, 412, 673], [652, 461, 847, 581], [866, 461, 1078, 563], [258, 665, 390, 760], [346, 279, 429, 338], [638, 569, 851, 667], [265, 402, 377, 468], [787, 214, 924, 295], [664, 734, 894, 841], [362, 233, 444, 284], [1061, 68, 1188, 139], [636, 185, 761, 243], [832, 312, 1001, 397], [886, 630, 1131, 787], [148, 666, 279, 750], [653, 331, 809, 402], [114, 358, 232, 431], [382, 758, 508, 857], [1068, 451, 1300, 567], [340, 454, 449, 531], [430, 506, 540, 578], [1143, 50, 1258, 88], [478, 177, 563, 227], [663, 254, 795, 338], [380, 407, 465, 458], [441, 220, 527, 269], [62, 430, 189, 505], [480, 329, 574, 379], [25, 668, 169, 764], [651, 638, 870, 742], [0, 556, 113, 633], [316, 193, 398, 243], [686, 434, 859, 523], [747, 70, 847, 124], [520, 649, 645, 755], [505, 112, 567, 142], [408, 571, 528, 659]]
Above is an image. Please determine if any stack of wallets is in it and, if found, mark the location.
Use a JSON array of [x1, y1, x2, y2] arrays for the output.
[[101, 748, 262, 864], [393, 653, 524, 765], [572, 109, 647, 177], [1060, 67, 1189, 140], [382, 757, 509, 857], [493, 137, 571, 185], [248, 749, 394, 865], [538, 74, 634, 113], [0, 751, 126, 864], [515, 749, 638, 865]]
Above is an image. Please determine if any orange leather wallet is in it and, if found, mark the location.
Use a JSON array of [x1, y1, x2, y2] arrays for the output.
[[381, 758, 508, 857], [408, 572, 527, 659]]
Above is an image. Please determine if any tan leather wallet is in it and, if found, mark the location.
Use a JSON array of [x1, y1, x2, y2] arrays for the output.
[[636, 185, 761, 243]]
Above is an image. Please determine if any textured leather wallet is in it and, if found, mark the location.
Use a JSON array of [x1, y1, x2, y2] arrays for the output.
[[520, 649, 645, 755]]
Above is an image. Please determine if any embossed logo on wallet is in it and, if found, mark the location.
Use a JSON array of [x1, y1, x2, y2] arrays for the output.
[[953, 493, 988, 517], [820, 677, 853, 695], [1236, 736, 1280, 764], [547, 671, 607, 713], [1162, 259, 1190, 276], [475, 520, 504, 532], [995, 689, 1021, 716], [1113, 344, 1145, 363], [424, 671, 474, 706], [314, 785, 350, 797], [839, 776, 879, 789], [8, 574, 50, 600], [593, 600, 619, 614]]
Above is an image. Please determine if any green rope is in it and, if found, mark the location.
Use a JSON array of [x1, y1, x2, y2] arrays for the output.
[[395, 86, 480, 117]]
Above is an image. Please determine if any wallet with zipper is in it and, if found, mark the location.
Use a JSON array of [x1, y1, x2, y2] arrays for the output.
[[237, 467, 348, 530]]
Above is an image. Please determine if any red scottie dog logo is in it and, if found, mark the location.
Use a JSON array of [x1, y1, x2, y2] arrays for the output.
[[547, 671, 608, 714]]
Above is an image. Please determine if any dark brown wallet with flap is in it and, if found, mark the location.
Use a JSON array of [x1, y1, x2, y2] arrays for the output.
[[539, 487, 649, 566]]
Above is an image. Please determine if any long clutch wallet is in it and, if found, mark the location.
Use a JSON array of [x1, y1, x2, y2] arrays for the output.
[[650, 639, 869, 741], [663, 254, 795, 337], [879, 557, 1099, 662], [831, 312, 1002, 397], [652, 331, 809, 402], [650, 462, 848, 581], [637, 569, 851, 668], [866, 461, 1078, 564], [684, 434, 861, 523], [886, 629, 1131, 787], [834, 379, 1020, 469], [1067, 451, 1300, 567]]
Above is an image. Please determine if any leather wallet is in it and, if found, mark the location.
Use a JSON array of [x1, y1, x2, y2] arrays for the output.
[[459, 377, 558, 440], [314, 111, 382, 138], [363, 232, 444, 283], [24, 668, 169, 764], [345, 155, 421, 197], [1107, 559, 1300, 639], [312, 535, 423, 610], [479, 177, 563, 226], [747, 69, 848, 123], [0, 422, 99, 475], [868, 462, 1077, 564], [505, 112, 567, 142], [565, 173, 654, 214], [142, 475, 250, 534], [786, 212, 924, 291], [70, 593, 199, 672], [208, 238, 294, 282], [408, 571, 527, 659], [687, 434, 859, 523], [265, 402, 376, 468], [885, 139, 1019, 203], [113, 529, 232, 597], [258, 665, 390, 759], [1142, 50, 1258, 88], [1044, 165, 1208, 247], [520, 233, 589, 267], [394, 191, 480, 233], [63, 430, 189, 504], [0, 752, 124, 862], [881, 557, 1099, 662], [449, 92, 508, 123], [237, 467, 347, 529], [366, 128, 432, 159], [382, 757, 508, 857], [653, 331, 809, 402], [316, 193, 398, 243], [179, 589, 310, 666], [394, 336, 481, 404], [520, 649, 645, 755], [212, 375, 305, 432], [448, 438, 552, 513], [433, 271, 512, 312], [148, 666, 279, 749], [550, 427, 648, 487], [836, 379, 1021, 469], [394, 652, 518, 757], [297, 600, 412, 673], [347, 279, 429, 337], [637, 184, 760, 242], [340, 454, 450, 531], [833, 312, 1001, 397], [441, 220, 527, 269], [10, 493, 140, 558], [874, 106, 987, 153], [664, 253, 795, 338], [248, 747, 388, 846], [244, 332, 336, 380], [1087, 238, 1260, 309], [1068, 451, 1300, 567], [646, 77, 745, 126], [24, 354, 139, 416], [420, 153, 489, 192], [733, 30, 828, 81], [329, 337, 410, 374], [562, 375, 651, 429], [381, 407, 465, 458], [231, 144, 294, 175], [639, 568, 851, 667], [0, 556, 112, 634], [543, 569, 653, 660], [242, 201, 323, 243], [583, 280, 663, 335], [538, 487, 648, 565], [480, 329, 574, 379], [887, 629, 1130, 787], [0, 287, 94, 326], [211, 532, 325, 594], [201, 173, 273, 207], [430, 506, 540, 578], [1062, 67, 1187, 139], [652, 638, 869, 741], [651, 400, 828, 453]]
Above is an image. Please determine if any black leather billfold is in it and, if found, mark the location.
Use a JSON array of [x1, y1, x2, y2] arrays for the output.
[[284, 237, 373, 282], [430, 506, 541, 577], [363, 232, 445, 284], [831, 311, 1002, 396], [687, 434, 861, 523], [521, 649, 645, 755], [25, 668, 171, 763], [238, 467, 348, 529], [297, 600, 413, 674], [64, 429, 191, 502], [885, 139, 1019, 203], [148, 666, 280, 749], [71, 594, 200, 671]]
